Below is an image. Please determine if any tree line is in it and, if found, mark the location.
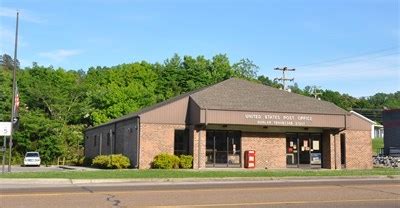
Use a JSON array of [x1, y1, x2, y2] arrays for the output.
[[0, 53, 399, 164]]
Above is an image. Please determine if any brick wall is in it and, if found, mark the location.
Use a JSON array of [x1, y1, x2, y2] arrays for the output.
[[322, 132, 342, 170], [192, 128, 206, 169], [344, 130, 373, 169], [321, 131, 332, 169], [241, 132, 286, 169], [139, 123, 185, 169]]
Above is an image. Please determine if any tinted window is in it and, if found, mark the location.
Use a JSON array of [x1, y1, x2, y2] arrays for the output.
[[26, 152, 39, 157], [174, 129, 189, 156]]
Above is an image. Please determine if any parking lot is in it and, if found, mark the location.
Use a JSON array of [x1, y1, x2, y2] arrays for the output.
[[1, 165, 64, 173], [1, 165, 94, 173]]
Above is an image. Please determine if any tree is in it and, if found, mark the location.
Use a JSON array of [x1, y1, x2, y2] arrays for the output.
[[85, 62, 158, 125], [0, 53, 19, 71], [232, 58, 259, 79], [2, 53, 399, 165]]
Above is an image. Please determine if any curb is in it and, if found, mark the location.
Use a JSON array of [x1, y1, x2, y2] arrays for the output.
[[1, 175, 399, 185]]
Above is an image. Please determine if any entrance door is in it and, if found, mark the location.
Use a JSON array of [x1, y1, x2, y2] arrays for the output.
[[286, 133, 322, 168], [227, 131, 241, 167], [206, 130, 241, 168], [286, 134, 298, 167], [299, 133, 311, 165], [214, 131, 228, 166]]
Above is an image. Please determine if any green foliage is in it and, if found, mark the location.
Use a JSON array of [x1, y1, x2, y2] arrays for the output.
[[92, 154, 131, 169], [372, 138, 384, 156], [232, 58, 259, 79], [152, 153, 180, 169], [179, 155, 193, 169], [0, 52, 399, 166], [0, 68, 12, 121], [0, 54, 20, 71]]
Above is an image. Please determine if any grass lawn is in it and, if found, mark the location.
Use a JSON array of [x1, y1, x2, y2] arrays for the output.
[[0, 168, 398, 179]]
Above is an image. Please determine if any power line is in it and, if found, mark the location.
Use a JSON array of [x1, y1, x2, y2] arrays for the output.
[[274, 67, 295, 91], [310, 86, 322, 99], [295, 46, 399, 68]]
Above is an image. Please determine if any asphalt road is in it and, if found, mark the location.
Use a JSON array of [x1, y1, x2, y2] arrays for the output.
[[1, 179, 399, 208]]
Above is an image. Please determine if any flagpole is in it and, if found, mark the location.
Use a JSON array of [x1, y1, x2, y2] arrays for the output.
[[8, 11, 19, 172]]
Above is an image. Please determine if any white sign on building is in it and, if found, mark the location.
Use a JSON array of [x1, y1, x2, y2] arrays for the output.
[[0, 122, 12, 136]]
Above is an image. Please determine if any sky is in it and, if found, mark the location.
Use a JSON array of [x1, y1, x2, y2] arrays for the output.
[[0, 0, 399, 97]]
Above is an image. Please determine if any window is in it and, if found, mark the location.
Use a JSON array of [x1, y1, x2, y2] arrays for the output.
[[174, 129, 189, 156], [94, 135, 97, 147]]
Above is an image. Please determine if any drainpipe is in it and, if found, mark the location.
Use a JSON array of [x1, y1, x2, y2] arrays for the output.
[[136, 116, 140, 169], [99, 133, 102, 155], [110, 129, 113, 154], [114, 122, 117, 153]]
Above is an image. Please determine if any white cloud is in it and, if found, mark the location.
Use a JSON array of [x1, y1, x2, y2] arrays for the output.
[[39, 49, 83, 62], [0, 7, 45, 23]]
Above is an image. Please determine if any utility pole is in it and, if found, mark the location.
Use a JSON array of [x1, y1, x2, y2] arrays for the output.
[[311, 85, 322, 99], [9, 12, 19, 172], [274, 67, 295, 91]]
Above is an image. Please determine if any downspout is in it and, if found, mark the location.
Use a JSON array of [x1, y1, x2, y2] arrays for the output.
[[136, 116, 140, 169], [114, 122, 117, 153], [99, 133, 103, 155], [109, 128, 113, 167]]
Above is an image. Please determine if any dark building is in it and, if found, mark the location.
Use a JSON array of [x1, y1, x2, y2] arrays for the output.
[[383, 109, 400, 156]]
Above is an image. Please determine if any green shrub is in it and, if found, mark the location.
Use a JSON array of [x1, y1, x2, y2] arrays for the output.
[[82, 157, 93, 167], [179, 155, 193, 169], [109, 154, 131, 169], [69, 156, 85, 166], [152, 153, 180, 169], [91, 154, 130, 169]]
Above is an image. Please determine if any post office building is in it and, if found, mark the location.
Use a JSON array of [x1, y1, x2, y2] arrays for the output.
[[84, 78, 373, 169]]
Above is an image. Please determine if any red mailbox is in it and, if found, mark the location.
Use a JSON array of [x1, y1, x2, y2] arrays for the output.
[[244, 150, 256, 168]]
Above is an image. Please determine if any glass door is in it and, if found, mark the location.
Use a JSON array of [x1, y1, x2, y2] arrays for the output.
[[310, 134, 322, 167], [214, 131, 228, 166], [227, 131, 241, 167], [286, 133, 322, 168], [286, 134, 298, 167], [206, 132, 215, 166], [206, 130, 241, 168], [299, 133, 311, 165]]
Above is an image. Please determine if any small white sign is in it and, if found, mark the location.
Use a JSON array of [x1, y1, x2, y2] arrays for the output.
[[0, 122, 12, 136]]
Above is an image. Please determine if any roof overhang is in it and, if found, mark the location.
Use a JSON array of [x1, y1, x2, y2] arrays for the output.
[[197, 108, 346, 129]]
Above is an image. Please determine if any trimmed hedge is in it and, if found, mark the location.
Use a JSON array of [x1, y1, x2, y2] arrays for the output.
[[92, 154, 130, 169], [179, 155, 193, 169], [152, 153, 193, 169], [152, 153, 180, 169]]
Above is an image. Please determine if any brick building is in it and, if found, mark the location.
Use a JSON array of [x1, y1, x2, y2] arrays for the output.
[[84, 78, 373, 169]]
